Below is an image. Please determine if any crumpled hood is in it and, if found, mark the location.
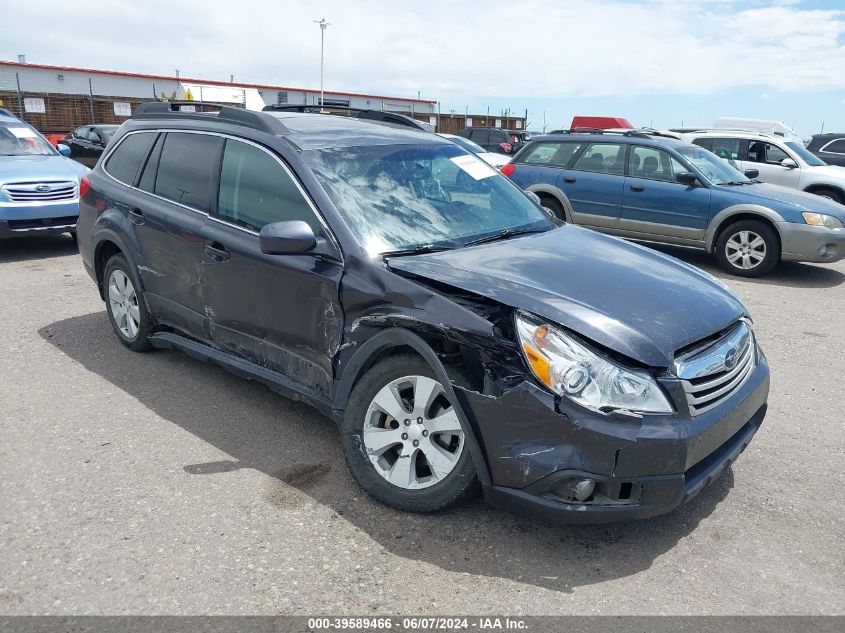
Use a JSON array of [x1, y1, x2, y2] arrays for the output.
[[388, 225, 747, 367], [726, 182, 845, 220], [0, 154, 88, 184]]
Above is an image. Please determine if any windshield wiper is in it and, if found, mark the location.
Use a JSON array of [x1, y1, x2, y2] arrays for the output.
[[380, 244, 454, 258], [464, 227, 548, 247]]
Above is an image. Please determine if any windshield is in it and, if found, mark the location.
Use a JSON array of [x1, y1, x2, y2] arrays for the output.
[[304, 142, 552, 254], [676, 146, 748, 185], [447, 135, 486, 154], [0, 124, 55, 156], [785, 141, 826, 167]]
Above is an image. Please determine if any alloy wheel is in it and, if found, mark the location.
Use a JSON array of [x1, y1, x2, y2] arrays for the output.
[[363, 375, 465, 490], [725, 230, 766, 270], [108, 269, 141, 339]]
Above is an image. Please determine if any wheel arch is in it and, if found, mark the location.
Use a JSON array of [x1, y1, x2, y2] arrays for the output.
[[705, 205, 784, 253], [525, 184, 574, 222], [92, 230, 141, 300], [802, 183, 845, 202], [332, 327, 493, 487]]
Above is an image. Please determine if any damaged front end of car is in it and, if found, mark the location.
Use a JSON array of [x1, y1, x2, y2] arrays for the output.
[[331, 248, 769, 523]]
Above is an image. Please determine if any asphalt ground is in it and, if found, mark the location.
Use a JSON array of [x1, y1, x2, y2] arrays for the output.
[[0, 234, 842, 615]]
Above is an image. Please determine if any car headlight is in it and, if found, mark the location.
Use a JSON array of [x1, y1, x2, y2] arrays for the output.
[[802, 212, 844, 229], [515, 312, 673, 415]]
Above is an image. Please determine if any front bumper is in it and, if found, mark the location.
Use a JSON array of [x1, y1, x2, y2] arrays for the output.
[[454, 354, 770, 523], [0, 201, 79, 239], [777, 221, 845, 263]]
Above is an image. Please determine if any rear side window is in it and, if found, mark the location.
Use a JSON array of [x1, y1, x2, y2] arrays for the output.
[[217, 139, 323, 236], [518, 142, 582, 167], [708, 138, 741, 161], [469, 129, 490, 144], [105, 132, 155, 186], [154, 132, 222, 211], [821, 139, 845, 155], [572, 143, 626, 175]]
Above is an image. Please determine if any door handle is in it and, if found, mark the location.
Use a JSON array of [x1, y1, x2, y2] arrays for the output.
[[629, 185, 645, 192], [563, 177, 577, 183], [204, 241, 231, 262], [127, 207, 145, 224]]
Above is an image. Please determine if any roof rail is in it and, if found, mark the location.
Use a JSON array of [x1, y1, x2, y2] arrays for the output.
[[133, 101, 288, 135], [262, 104, 429, 131]]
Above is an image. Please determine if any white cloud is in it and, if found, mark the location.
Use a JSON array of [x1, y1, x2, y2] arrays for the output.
[[3, 0, 844, 105]]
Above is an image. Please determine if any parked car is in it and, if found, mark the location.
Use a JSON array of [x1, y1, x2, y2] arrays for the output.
[[454, 127, 524, 155], [0, 109, 88, 239], [683, 130, 845, 204], [60, 124, 119, 167], [78, 104, 769, 523], [502, 130, 845, 276], [437, 133, 510, 167], [806, 133, 845, 168], [570, 115, 634, 130]]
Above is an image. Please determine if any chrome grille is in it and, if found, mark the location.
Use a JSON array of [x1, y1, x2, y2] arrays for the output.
[[2, 181, 77, 202], [674, 320, 756, 416]]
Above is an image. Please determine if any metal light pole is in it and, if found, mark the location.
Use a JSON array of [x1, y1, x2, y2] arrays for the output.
[[314, 18, 331, 110]]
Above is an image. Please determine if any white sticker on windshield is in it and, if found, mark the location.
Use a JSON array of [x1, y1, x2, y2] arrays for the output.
[[450, 154, 498, 180], [8, 127, 38, 139]]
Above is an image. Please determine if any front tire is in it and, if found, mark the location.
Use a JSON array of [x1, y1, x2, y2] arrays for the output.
[[341, 354, 479, 512], [103, 254, 153, 352], [715, 219, 780, 277]]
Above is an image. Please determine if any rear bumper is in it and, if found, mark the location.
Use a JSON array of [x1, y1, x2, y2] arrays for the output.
[[0, 201, 79, 238], [456, 354, 770, 523], [777, 221, 845, 263]]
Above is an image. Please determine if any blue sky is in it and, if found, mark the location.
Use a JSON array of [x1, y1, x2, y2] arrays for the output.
[[5, 0, 845, 138]]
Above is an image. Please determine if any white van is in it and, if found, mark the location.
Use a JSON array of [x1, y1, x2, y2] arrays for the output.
[[714, 117, 801, 141]]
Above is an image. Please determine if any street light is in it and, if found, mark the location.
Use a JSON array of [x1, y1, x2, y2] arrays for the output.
[[314, 18, 331, 110]]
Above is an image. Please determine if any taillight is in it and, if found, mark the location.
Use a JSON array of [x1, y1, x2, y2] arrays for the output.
[[500, 163, 516, 177], [79, 174, 91, 198], [500, 142, 513, 154]]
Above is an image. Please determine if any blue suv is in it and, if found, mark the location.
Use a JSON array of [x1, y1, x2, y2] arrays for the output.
[[502, 130, 845, 276], [0, 108, 88, 240]]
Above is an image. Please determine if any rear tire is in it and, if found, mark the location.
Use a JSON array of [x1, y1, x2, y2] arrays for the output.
[[341, 354, 479, 513], [103, 254, 153, 352], [715, 219, 780, 277]]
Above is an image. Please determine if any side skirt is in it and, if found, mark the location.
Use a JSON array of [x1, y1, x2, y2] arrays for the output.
[[148, 332, 334, 418]]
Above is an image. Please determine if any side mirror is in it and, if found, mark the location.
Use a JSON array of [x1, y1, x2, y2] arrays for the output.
[[676, 171, 698, 186], [744, 168, 760, 179], [781, 158, 798, 169], [258, 220, 317, 255], [57, 144, 71, 156]]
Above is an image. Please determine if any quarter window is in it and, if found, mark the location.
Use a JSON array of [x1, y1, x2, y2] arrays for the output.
[[154, 132, 221, 211], [105, 132, 155, 186], [572, 143, 625, 175], [217, 139, 322, 235]]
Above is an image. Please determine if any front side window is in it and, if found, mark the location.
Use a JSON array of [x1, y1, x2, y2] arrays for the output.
[[572, 143, 625, 175], [303, 142, 552, 254], [0, 123, 55, 157], [748, 141, 789, 165], [519, 142, 582, 167], [105, 132, 155, 185], [628, 146, 686, 182], [154, 132, 221, 211], [217, 139, 323, 236]]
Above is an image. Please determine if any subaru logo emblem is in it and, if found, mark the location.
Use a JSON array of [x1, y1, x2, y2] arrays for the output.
[[724, 346, 739, 370], [36, 185, 50, 192]]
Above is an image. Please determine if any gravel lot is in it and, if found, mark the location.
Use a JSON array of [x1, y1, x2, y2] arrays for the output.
[[0, 234, 842, 616]]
